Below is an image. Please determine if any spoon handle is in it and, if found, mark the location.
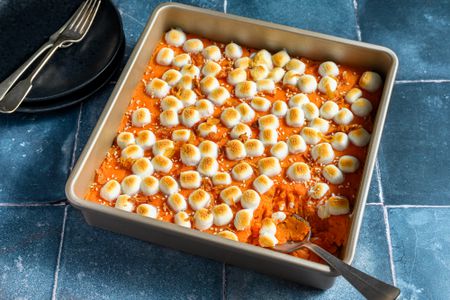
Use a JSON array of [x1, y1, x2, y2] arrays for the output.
[[303, 242, 400, 300]]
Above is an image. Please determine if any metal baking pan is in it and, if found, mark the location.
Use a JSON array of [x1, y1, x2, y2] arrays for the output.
[[66, 2, 398, 290]]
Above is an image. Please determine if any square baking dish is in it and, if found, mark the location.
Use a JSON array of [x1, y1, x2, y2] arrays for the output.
[[66, 2, 398, 290]]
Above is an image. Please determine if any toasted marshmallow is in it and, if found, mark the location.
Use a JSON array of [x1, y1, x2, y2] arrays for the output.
[[322, 165, 345, 184], [320, 101, 339, 119], [132, 157, 154, 177], [178, 88, 197, 107], [318, 61, 339, 77], [183, 38, 203, 53], [258, 114, 279, 130], [172, 53, 191, 68], [159, 109, 179, 127], [227, 68, 247, 85], [351, 98, 373, 117], [217, 230, 238, 241], [116, 132, 135, 149], [234, 209, 253, 231], [213, 204, 234, 226], [250, 65, 269, 81], [287, 134, 307, 154], [302, 102, 319, 121], [250, 97, 271, 112], [270, 141, 288, 160], [202, 60, 222, 77], [259, 217, 277, 235], [308, 182, 330, 199], [288, 93, 309, 108], [232, 162, 254, 181], [208, 87, 230, 106], [151, 155, 173, 173], [286, 58, 306, 74], [145, 78, 170, 98], [202, 45, 222, 61], [179, 170, 202, 189], [121, 175, 141, 196], [156, 47, 174, 66], [258, 157, 281, 177], [224, 42, 243, 59], [272, 50, 290, 67], [140, 176, 159, 196], [180, 144, 201, 166], [326, 196, 350, 215], [241, 189, 261, 210], [195, 99, 215, 117], [287, 162, 311, 182], [259, 128, 278, 146], [244, 139, 265, 157], [132, 108, 151, 127], [345, 88, 363, 104], [338, 155, 360, 173], [177, 75, 193, 90], [212, 172, 232, 186], [152, 139, 174, 157], [168, 193, 187, 212], [310, 117, 330, 133], [259, 234, 278, 247], [348, 128, 371, 147], [161, 96, 183, 112], [359, 71, 382, 92], [318, 76, 338, 94], [194, 208, 213, 230], [189, 189, 211, 211], [236, 103, 255, 123], [226, 140, 246, 160], [200, 76, 220, 95], [283, 70, 300, 86], [272, 211, 286, 222], [301, 127, 321, 145], [257, 79, 275, 93], [253, 175, 274, 194], [172, 129, 191, 142], [100, 180, 121, 202], [220, 186, 242, 205], [331, 132, 349, 151], [198, 122, 217, 137], [267, 67, 286, 83], [311, 143, 335, 164], [115, 195, 134, 212], [165, 28, 186, 46], [180, 107, 201, 128], [181, 64, 200, 78], [231, 123, 252, 139], [285, 107, 305, 127], [271, 100, 288, 117], [198, 140, 218, 158], [174, 211, 191, 228], [333, 108, 354, 125], [298, 74, 318, 93], [159, 176, 179, 195], [221, 108, 241, 128], [234, 57, 251, 69], [136, 204, 158, 218], [252, 49, 273, 69], [197, 156, 219, 177], [121, 145, 144, 160], [235, 81, 257, 99]]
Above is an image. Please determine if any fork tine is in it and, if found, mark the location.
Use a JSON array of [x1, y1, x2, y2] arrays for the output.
[[69, 0, 94, 31], [78, 0, 101, 35]]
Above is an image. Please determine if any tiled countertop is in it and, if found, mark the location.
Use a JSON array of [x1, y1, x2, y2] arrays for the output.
[[1, 0, 449, 299]]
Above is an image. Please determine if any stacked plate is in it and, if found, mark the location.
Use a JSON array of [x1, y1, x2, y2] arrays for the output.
[[0, 0, 125, 112]]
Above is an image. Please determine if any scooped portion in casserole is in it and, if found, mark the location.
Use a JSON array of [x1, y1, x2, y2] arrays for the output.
[[85, 28, 383, 262]]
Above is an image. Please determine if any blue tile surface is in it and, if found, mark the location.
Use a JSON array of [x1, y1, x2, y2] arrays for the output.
[[0, 206, 64, 299], [225, 205, 392, 299], [56, 207, 223, 299], [368, 162, 381, 203], [358, 0, 450, 80], [389, 208, 450, 299], [379, 83, 450, 205]]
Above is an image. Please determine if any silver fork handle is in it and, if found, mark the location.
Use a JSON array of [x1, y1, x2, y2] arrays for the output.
[[303, 242, 400, 300], [0, 41, 64, 113]]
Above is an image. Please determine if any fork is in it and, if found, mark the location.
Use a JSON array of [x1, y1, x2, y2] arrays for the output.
[[0, 0, 102, 113]]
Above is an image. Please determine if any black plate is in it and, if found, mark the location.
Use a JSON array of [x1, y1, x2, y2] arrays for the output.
[[0, 0, 123, 102]]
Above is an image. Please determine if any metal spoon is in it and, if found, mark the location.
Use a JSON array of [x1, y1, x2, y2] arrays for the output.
[[273, 214, 400, 300]]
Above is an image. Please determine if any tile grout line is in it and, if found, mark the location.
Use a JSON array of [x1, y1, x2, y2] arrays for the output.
[[352, 0, 362, 41], [382, 205, 397, 286], [366, 202, 383, 206], [375, 159, 385, 204], [223, 0, 227, 13], [70, 103, 83, 171], [52, 205, 68, 300], [222, 263, 227, 300], [387, 204, 450, 208], [0, 202, 67, 207], [117, 9, 146, 27], [395, 79, 450, 84]]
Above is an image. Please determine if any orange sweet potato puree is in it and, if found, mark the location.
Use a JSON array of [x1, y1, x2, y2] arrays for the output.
[[85, 33, 381, 263]]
